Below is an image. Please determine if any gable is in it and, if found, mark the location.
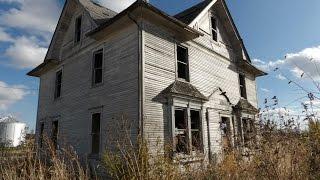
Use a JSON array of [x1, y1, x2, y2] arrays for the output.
[[175, 0, 249, 62], [45, 0, 117, 61]]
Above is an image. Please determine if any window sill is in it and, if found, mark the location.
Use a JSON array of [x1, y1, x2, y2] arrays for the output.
[[91, 83, 104, 89]]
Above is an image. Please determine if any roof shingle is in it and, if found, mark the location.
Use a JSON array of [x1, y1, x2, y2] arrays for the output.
[[174, 0, 212, 24]]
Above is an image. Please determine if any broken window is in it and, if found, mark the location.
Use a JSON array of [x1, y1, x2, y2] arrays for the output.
[[174, 109, 188, 153], [211, 17, 217, 41], [174, 108, 203, 154], [52, 121, 58, 149], [191, 110, 202, 152], [39, 123, 44, 148], [239, 74, 247, 99], [75, 16, 82, 43], [91, 113, 101, 154], [54, 70, 62, 99], [177, 45, 189, 81], [93, 49, 103, 85]]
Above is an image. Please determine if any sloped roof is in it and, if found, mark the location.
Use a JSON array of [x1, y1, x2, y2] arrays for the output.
[[79, 0, 117, 24], [234, 99, 259, 114], [174, 0, 212, 24], [162, 81, 208, 101]]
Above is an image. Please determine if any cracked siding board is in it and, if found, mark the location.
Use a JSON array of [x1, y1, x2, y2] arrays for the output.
[[36, 24, 139, 156]]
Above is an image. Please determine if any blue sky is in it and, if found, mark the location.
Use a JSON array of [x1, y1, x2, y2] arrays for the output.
[[0, 0, 319, 130]]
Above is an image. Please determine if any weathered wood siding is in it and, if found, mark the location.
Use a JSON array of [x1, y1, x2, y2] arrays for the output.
[[142, 17, 258, 156], [36, 7, 139, 157]]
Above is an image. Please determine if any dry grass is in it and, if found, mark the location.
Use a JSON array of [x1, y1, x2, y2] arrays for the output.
[[1, 121, 319, 180], [0, 138, 92, 180]]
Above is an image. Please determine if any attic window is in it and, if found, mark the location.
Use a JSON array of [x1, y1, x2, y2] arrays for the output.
[[177, 45, 189, 81], [239, 74, 247, 99], [75, 16, 82, 43], [211, 17, 217, 41]]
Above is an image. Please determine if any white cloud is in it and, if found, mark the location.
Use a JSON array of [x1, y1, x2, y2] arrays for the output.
[[255, 46, 320, 80], [0, 0, 61, 33], [0, 81, 28, 110], [276, 74, 286, 80], [95, 0, 135, 12], [261, 88, 270, 93], [0, 27, 14, 42], [4, 36, 47, 69]]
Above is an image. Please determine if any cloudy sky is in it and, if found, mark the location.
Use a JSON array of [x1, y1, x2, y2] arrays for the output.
[[0, 0, 319, 130]]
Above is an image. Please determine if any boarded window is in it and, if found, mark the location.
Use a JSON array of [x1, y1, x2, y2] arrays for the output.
[[75, 16, 82, 43], [93, 50, 103, 85], [52, 121, 58, 149], [54, 70, 62, 99], [191, 110, 202, 152], [91, 113, 101, 154], [177, 45, 189, 81], [39, 123, 44, 148], [239, 74, 247, 99], [174, 109, 188, 153], [211, 17, 217, 41]]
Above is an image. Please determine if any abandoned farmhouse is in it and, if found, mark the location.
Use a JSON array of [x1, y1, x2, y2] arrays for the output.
[[28, 0, 266, 162]]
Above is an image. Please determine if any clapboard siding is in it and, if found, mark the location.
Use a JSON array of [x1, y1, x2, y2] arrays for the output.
[[37, 24, 139, 156], [143, 22, 258, 156]]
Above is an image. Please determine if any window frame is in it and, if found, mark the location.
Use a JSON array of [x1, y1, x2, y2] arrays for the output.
[[239, 73, 247, 99], [51, 120, 59, 150], [90, 111, 102, 156], [54, 69, 63, 100], [92, 49, 104, 87], [210, 15, 218, 42], [74, 15, 82, 43], [173, 106, 203, 155], [176, 45, 190, 82]]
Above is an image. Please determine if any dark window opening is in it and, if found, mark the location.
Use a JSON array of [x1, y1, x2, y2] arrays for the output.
[[243, 118, 256, 144], [75, 16, 82, 43], [174, 109, 188, 153], [52, 121, 58, 149], [39, 123, 44, 148], [239, 74, 247, 99], [91, 113, 101, 154], [54, 70, 62, 99], [93, 50, 103, 85], [177, 45, 189, 81], [221, 117, 232, 150], [211, 17, 217, 41], [191, 110, 202, 152]]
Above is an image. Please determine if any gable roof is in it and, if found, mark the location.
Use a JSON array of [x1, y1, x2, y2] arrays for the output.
[[162, 81, 208, 101], [87, 0, 203, 37], [79, 0, 117, 25], [174, 0, 212, 24]]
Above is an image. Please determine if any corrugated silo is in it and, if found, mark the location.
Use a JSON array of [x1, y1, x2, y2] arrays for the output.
[[0, 116, 26, 147]]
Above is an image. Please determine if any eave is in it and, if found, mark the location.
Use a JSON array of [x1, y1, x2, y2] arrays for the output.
[[237, 60, 267, 77], [27, 59, 60, 77], [87, 1, 203, 41]]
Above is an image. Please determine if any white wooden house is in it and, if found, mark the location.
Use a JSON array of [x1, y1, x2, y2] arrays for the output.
[[28, 0, 266, 162]]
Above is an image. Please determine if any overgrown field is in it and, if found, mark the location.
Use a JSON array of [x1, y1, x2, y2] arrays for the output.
[[0, 120, 320, 180]]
